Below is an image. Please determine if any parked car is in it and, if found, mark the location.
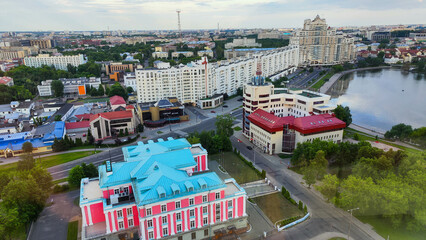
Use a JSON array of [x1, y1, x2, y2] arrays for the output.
[[238, 98, 243, 101], [211, 110, 216, 113], [223, 105, 228, 108], [247, 146, 253, 150], [83, 134, 86, 137]]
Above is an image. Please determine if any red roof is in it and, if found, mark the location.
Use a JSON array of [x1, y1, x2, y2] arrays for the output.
[[65, 121, 90, 130], [75, 113, 93, 120], [110, 95, 126, 105], [248, 109, 346, 134], [89, 110, 133, 122], [125, 105, 134, 110], [0, 76, 13, 85]]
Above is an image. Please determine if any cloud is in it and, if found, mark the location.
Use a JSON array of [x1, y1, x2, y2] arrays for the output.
[[1, 0, 425, 30]]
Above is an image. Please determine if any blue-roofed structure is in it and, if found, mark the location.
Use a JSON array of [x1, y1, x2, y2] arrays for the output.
[[79, 138, 248, 240], [0, 121, 66, 158]]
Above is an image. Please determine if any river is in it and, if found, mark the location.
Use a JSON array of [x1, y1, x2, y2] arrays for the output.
[[327, 68, 426, 133]]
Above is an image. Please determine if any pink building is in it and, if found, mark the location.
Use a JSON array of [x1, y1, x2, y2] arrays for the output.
[[80, 138, 248, 240]]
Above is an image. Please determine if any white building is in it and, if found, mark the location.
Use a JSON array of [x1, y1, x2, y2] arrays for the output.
[[153, 61, 171, 69], [225, 38, 261, 49], [135, 46, 299, 104], [123, 73, 137, 93], [152, 52, 169, 59], [171, 51, 194, 58], [37, 77, 101, 97], [24, 54, 86, 70], [197, 50, 214, 58]]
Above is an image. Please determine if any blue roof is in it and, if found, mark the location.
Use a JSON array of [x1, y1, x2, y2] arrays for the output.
[[99, 138, 226, 206]]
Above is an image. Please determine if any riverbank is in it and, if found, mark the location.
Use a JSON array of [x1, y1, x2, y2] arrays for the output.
[[319, 66, 392, 94]]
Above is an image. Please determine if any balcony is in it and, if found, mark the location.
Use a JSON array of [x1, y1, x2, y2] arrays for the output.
[[106, 193, 135, 206]]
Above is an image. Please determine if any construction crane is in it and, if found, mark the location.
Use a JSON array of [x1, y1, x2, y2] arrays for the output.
[[176, 10, 182, 41]]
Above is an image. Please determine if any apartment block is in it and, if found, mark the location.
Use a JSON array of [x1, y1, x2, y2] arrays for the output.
[[24, 54, 86, 70]]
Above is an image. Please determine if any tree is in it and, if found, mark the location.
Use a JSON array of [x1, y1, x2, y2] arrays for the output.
[[215, 115, 235, 138], [51, 80, 64, 97], [125, 128, 129, 136], [54, 114, 62, 121], [109, 82, 128, 100], [136, 123, 144, 133], [81, 163, 98, 178], [302, 165, 317, 188], [126, 86, 134, 93], [410, 127, 426, 148], [105, 85, 111, 96], [97, 85, 105, 96], [33, 117, 44, 126], [68, 165, 85, 187], [0, 207, 21, 239], [187, 136, 201, 145], [86, 128, 94, 145], [316, 174, 339, 202], [17, 154, 36, 171], [310, 150, 328, 180], [22, 142, 33, 153], [384, 123, 413, 141], [333, 105, 352, 126], [90, 86, 98, 96], [332, 65, 344, 73], [377, 51, 385, 59]]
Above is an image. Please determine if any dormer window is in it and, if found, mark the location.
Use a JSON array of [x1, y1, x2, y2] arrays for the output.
[[160, 193, 166, 198]]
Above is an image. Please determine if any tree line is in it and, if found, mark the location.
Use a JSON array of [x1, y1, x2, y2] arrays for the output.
[[385, 123, 426, 148]]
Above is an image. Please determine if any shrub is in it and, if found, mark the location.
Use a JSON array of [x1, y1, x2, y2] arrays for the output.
[[53, 184, 70, 193], [290, 198, 297, 205], [304, 205, 308, 214], [298, 201, 303, 211], [261, 170, 266, 178], [353, 133, 360, 141], [279, 215, 304, 227]]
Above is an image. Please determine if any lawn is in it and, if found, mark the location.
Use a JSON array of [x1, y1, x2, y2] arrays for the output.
[[67, 221, 79, 240], [0, 151, 99, 172], [252, 193, 303, 225], [233, 126, 242, 131], [210, 152, 261, 184], [53, 178, 68, 184], [311, 71, 334, 90], [357, 215, 425, 240], [157, 131, 163, 134]]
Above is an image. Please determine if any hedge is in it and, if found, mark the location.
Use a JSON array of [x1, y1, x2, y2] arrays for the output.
[[279, 215, 304, 227], [234, 152, 263, 177]]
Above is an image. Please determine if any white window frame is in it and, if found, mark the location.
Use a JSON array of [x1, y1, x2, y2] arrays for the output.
[[228, 200, 233, 207], [146, 208, 152, 216], [175, 201, 181, 209], [118, 221, 124, 229], [189, 198, 194, 206], [176, 212, 181, 220], [190, 209, 195, 217], [228, 210, 233, 219], [117, 210, 123, 218], [148, 231, 154, 239], [162, 227, 168, 236], [190, 220, 195, 229], [127, 208, 133, 216], [215, 192, 220, 199], [177, 224, 182, 232], [128, 218, 134, 227], [162, 216, 168, 224], [202, 195, 207, 202], [203, 217, 208, 225], [161, 204, 167, 212], [203, 206, 208, 214], [147, 219, 153, 228]]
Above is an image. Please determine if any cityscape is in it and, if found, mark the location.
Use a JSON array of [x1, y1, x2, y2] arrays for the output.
[[0, 2, 425, 240]]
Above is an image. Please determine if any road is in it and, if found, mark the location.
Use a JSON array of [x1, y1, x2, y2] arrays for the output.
[[231, 136, 383, 240], [289, 68, 324, 89]]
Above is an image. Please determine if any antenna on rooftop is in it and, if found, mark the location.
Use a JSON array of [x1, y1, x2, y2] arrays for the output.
[[176, 10, 182, 41]]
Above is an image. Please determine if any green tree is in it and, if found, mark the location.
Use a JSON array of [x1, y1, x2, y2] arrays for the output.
[[333, 105, 352, 126], [17, 154, 36, 171], [109, 82, 128, 100], [311, 150, 328, 180], [90, 86, 98, 96], [29, 165, 53, 192], [136, 123, 144, 133], [332, 65, 344, 73], [215, 114, 235, 137], [68, 165, 85, 187], [54, 114, 62, 121], [105, 85, 111, 96], [302, 165, 317, 188], [377, 51, 385, 59], [97, 84, 105, 96], [187, 136, 201, 145], [410, 127, 426, 148], [81, 163, 98, 178], [384, 123, 413, 141], [33, 117, 44, 126], [316, 174, 339, 202], [51, 80, 64, 97], [87, 128, 94, 145], [22, 142, 33, 153], [126, 86, 134, 93], [0, 207, 21, 239]]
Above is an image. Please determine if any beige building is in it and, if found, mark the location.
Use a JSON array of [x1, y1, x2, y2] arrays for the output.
[[152, 51, 168, 59], [290, 15, 355, 66], [171, 51, 194, 58], [30, 39, 52, 49], [242, 79, 335, 137], [89, 110, 135, 140], [247, 109, 345, 154]]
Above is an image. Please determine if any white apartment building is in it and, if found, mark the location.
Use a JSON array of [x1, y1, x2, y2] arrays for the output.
[[123, 73, 137, 93], [225, 38, 261, 49], [24, 54, 86, 70], [152, 52, 169, 59], [135, 46, 299, 104], [37, 77, 101, 97], [171, 51, 194, 58]]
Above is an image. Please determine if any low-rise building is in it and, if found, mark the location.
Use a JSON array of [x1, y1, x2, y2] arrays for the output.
[[89, 110, 135, 140], [171, 51, 194, 58], [153, 61, 170, 69], [197, 94, 224, 110], [105, 63, 134, 75], [110, 95, 126, 111], [0, 76, 14, 86], [136, 98, 188, 128], [247, 109, 345, 154], [79, 138, 248, 240], [225, 38, 261, 49], [197, 50, 214, 58], [37, 77, 101, 97], [15, 100, 34, 115], [152, 52, 169, 59]]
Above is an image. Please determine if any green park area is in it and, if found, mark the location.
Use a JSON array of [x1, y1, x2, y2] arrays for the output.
[[0, 151, 99, 172], [209, 152, 261, 184], [311, 71, 335, 90], [252, 192, 304, 225], [67, 221, 79, 240]]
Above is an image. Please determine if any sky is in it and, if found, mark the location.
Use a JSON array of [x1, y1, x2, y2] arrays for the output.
[[2, 0, 426, 31]]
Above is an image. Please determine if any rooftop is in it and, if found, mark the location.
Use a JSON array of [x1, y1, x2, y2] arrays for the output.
[[298, 91, 322, 98], [89, 110, 133, 122], [65, 121, 90, 130], [109, 95, 126, 105]]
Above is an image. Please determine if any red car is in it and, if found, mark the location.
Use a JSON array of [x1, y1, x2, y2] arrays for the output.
[[211, 110, 216, 113], [83, 134, 86, 137]]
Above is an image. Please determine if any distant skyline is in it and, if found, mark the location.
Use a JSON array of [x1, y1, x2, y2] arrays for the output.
[[2, 0, 426, 31]]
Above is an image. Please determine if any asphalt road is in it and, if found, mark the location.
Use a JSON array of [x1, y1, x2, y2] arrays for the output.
[[231, 136, 382, 240], [289, 69, 323, 88]]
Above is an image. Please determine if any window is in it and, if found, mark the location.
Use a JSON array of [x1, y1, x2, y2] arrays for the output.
[[147, 220, 153, 228], [117, 210, 123, 218], [128, 218, 134, 227], [215, 192, 220, 199], [228, 200, 233, 207], [202, 195, 207, 202], [190, 209, 195, 217], [146, 208, 152, 216], [161, 204, 166, 212], [177, 224, 182, 232], [175, 201, 181, 209], [178, 237, 183, 240], [162, 216, 168, 224], [118, 221, 124, 229], [203, 206, 208, 214], [162, 227, 168, 236], [148, 231, 154, 239], [216, 204, 220, 221], [189, 198, 194, 206], [176, 212, 181, 220], [228, 211, 233, 219], [190, 220, 195, 229], [203, 217, 208, 225], [127, 208, 133, 216], [191, 232, 196, 239], [204, 229, 209, 236], [114, 189, 119, 194]]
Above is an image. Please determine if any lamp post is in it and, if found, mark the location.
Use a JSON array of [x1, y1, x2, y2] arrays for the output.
[[347, 207, 359, 240]]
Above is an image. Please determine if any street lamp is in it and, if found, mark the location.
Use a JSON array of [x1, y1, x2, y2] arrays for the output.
[[347, 207, 359, 240]]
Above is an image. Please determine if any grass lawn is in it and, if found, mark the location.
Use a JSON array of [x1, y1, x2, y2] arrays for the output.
[[233, 126, 242, 131], [0, 151, 99, 172], [67, 221, 79, 240], [252, 193, 303, 225], [357, 215, 425, 240], [210, 152, 261, 184], [53, 178, 68, 184], [311, 71, 334, 90], [157, 131, 163, 134]]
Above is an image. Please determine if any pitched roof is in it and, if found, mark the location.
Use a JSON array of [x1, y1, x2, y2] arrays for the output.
[[74, 113, 92, 120], [89, 110, 133, 122], [110, 95, 126, 105], [247, 109, 293, 132], [0, 77, 13, 85], [65, 121, 90, 130]]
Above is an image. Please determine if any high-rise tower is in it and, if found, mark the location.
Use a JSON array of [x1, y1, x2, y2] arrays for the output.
[[176, 10, 182, 41]]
